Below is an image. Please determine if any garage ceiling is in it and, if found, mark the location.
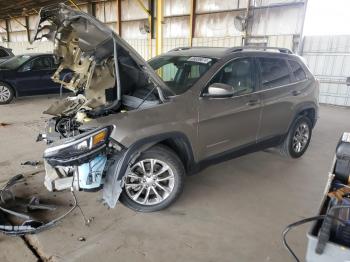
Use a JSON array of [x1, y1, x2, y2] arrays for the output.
[[0, 0, 89, 20]]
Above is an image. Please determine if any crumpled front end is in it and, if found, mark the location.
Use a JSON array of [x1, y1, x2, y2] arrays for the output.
[[32, 4, 169, 208], [42, 125, 126, 208]]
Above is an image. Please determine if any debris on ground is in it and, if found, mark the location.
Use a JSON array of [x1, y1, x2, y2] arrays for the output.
[[0, 174, 77, 236], [27, 196, 56, 211], [86, 217, 94, 226], [20, 161, 42, 167], [78, 236, 86, 242], [0, 122, 11, 127]]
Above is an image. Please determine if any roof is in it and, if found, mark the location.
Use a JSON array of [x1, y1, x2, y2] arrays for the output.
[[166, 46, 294, 59]]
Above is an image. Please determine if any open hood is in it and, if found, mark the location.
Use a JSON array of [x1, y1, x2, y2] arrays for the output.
[[32, 3, 171, 117]]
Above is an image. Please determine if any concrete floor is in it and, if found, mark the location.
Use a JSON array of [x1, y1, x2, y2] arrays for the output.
[[0, 95, 350, 262]]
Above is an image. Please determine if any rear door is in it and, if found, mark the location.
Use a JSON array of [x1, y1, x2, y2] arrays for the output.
[[256, 56, 295, 141], [198, 57, 262, 159]]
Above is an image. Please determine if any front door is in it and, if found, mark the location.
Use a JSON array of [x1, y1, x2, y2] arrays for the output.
[[198, 57, 262, 159], [16, 55, 60, 96]]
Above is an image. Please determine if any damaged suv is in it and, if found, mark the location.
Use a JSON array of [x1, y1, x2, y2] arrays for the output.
[[35, 4, 318, 212]]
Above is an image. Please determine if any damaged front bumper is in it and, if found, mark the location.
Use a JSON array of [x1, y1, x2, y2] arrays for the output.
[[43, 125, 126, 208]]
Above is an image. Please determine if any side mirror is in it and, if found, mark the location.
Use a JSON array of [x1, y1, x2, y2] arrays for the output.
[[203, 83, 234, 98]]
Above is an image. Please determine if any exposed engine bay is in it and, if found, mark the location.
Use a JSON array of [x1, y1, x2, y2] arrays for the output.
[[32, 3, 169, 141]]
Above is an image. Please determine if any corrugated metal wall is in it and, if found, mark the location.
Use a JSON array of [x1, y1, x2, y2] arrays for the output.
[[302, 35, 350, 106], [249, 5, 304, 36], [0, 0, 305, 57], [3, 1, 349, 107]]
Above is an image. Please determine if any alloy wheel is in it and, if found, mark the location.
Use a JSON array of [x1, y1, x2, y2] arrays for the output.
[[0, 85, 11, 103], [124, 159, 175, 206], [292, 122, 310, 153]]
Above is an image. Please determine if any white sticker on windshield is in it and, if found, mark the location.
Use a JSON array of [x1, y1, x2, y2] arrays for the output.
[[187, 57, 212, 64]]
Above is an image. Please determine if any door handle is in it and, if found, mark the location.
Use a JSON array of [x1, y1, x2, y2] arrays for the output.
[[246, 99, 259, 106], [292, 90, 301, 96]]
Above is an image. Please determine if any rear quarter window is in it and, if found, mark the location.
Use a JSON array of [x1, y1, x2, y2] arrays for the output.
[[0, 49, 8, 57], [258, 57, 291, 89], [288, 60, 307, 82]]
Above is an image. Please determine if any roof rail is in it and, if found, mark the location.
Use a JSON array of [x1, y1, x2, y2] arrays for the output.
[[228, 46, 293, 54], [168, 47, 192, 52], [168, 46, 216, 52]]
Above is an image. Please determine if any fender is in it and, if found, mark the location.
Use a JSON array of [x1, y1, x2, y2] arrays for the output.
[[102, 132, 195, 208], [117, 131, 195, 180]]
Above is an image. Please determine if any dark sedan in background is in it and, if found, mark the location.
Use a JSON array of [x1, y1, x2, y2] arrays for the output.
[[0, 53, 66, 104]]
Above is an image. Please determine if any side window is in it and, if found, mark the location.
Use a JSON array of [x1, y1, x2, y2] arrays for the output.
[[208, 58, 255, 95], [31, 56, 53, 70], [160, 63, 178, 82], [258, 57, 291, 89], [288, 60, 307, 82], [0, 49, 8, 58], [155, 59, 215, 94], [20, 56, 54, 72]]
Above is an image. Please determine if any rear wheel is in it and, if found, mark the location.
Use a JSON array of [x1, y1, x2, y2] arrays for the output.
[[120, 145, 185, 212], [0, 83, 14, 104], [280, 116, 312, 158]]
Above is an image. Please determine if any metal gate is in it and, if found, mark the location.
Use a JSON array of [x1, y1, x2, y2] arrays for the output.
[[302, 35, 350, 106]]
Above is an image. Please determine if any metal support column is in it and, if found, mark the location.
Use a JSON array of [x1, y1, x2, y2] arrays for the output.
[[25, 16, 30, 42], [189, 0, 196, 47], [243, 0, 251, 46], [156, 0, 163, 56], [5, 19, 10, 42], [149, 0, 155, 39], [117, 0, 122, 36]]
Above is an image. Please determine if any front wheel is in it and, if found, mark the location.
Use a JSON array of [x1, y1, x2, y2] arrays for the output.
[[280, 116, 312, 158], [120, 145, 185, 212], [0, 83, 14, 105]]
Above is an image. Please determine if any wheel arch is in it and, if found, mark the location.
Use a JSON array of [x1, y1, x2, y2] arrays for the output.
[[291, 102, 318, 130], [296, 108, 317, 128], [158, 136, 195, 173], [116, 132, 195, 181], [103, 132, 195, 208]]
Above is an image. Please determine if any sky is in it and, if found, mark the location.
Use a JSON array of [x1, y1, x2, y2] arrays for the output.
[[303, 0, 350, 35]]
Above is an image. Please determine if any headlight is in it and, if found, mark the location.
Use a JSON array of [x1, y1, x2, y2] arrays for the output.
[[44, 126, 113, 160]]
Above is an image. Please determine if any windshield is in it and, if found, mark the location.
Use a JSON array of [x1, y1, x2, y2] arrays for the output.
[[149, 55, 217, 95], [0, 55, 32, 70]]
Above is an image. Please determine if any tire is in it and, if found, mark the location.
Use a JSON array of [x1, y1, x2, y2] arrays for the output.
[[279, 116, 312, 158], [0, 83, 14, 105], [120, 145, 185, 212]]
